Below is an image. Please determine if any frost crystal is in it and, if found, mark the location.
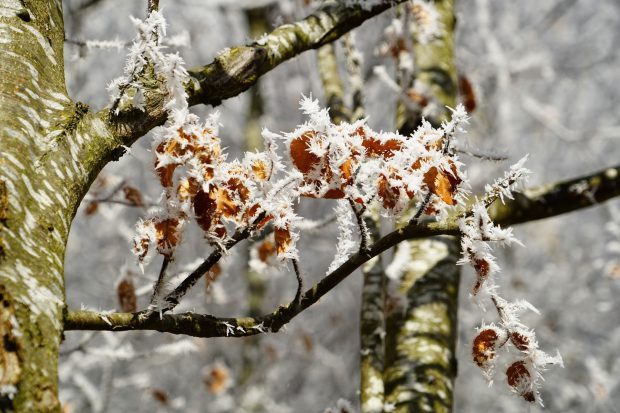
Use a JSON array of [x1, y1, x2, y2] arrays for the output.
[[327, 200, 358, 274]]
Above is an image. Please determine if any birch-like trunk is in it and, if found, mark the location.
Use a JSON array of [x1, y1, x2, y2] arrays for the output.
[[383, 1, 460, 411], [0, 2, 118, 410]]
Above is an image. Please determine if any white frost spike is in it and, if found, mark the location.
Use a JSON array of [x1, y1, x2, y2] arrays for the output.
[[327, 200, 357, 274], [484, 155, 531, 204]]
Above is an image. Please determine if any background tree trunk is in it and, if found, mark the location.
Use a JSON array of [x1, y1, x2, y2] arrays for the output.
[[383, 1, 461, 411]]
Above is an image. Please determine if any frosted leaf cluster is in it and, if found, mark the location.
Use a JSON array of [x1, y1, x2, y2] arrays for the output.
[[460, 159, 562, 405], [458, 155, 529, 294], [280, 96, 466, 214], [114, 10, 561, 406]]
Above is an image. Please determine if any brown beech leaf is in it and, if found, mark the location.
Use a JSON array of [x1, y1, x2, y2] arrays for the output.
[[257, 240, 276, 262], [510, 332, 530, 352], [212, 187, 238, 218], [194, 189, 217, 232], [472, 328, 499, 368], [377, 174, 399, 210], [177, 177, 199, 202], [84, 201, 99, 216], [506, 361, 535, 402], [423, 163, 461, 206], [362, 136, 402, 158], [154, 218, 181, 257], [251, 159, 269, 181], [117, 277, 137, 313], [274, 227, 292, 255], [155, 163, 177, 189], [205, 263, 222, 295], [204, 365, 231, 395], [290, 131, 321, 174], [123, 186, 144, 207], [458, 74, 477, 113], [151, 389, 169, 405]]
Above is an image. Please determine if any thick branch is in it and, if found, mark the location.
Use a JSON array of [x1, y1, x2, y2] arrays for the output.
[[186, 1, 406, 108], [489, 165, 620, 226], [96, 0, 407, 150]]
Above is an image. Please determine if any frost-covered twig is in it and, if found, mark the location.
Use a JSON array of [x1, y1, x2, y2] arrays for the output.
[[291, 259, 304, 307], [460, 158, 562, 404]]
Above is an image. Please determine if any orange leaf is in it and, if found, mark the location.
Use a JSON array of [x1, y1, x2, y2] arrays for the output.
[[257, 240, 276, 262], [290, 131, 321, 174], [377, 174, 399, 210], [177, 177, 199, 202], [423, 163, 461, 205], [123, 186, 144, 207], [193, 190, 217, 232], [472, 328, 498, 368], [84, 201, 99, 216], [204, 365, 231, 395], [506, 361, 535, 402], [274, 227, 292, 255], [154, 218, 181, 257], [155, 163, 177, 189], [362, 137, 402, 158], [117, 277, 137, 313], [251, 159, 269, 181], [212, 187, 238, 218]]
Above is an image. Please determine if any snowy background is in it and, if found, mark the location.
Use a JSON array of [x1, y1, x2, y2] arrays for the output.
[[60, 1, 620, 412]]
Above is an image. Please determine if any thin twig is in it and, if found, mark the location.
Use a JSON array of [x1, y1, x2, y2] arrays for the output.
[[84, 199, 155, 208], [291, 259, 304, 307], [149, 256, 171, 308], [349, 198, 370, 254], [158, 212, 267, 312], [455, 147, 508, 162], [409, 192, 433, 225]]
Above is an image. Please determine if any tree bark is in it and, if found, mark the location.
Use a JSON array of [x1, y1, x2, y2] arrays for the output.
[[384, 1, 460, 412], [0, 1, 71, 411]]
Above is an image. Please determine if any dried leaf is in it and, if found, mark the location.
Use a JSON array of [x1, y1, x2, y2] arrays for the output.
[[251, 159, 269, 181], [154, 218, 181, 257], [205, 263, 222, 295], [194, 190, 217, 233], [204, 364, 231, 395], [362, 137, 401, 158], [506, 361, 535, 402], [377, 174, 399, 210], [290, 131, 321, 174], [84, 201, 99, 216], [458, 74, 477, 113], [123, 186, 144, 207], [257, 240, 276, 262], [472, 328, 498, 368], [274, 227, 292, 255], [423, 163, 461, 205], [151, 389, 169, 405], [117, 277, 137, 313]]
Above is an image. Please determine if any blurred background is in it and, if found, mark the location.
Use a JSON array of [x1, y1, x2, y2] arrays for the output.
[[60, 1, 620, 412]]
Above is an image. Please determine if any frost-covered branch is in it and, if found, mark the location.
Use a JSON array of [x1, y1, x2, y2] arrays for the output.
[[96, 0, 409, 151]]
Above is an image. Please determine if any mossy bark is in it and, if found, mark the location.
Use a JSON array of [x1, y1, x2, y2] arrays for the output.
[[384, 1, 461, 412], [0, 1, 121, 410]]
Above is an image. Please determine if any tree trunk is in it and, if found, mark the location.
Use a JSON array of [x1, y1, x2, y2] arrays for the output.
[[383, 1, 460, 411], [0, 2, 112, 410]]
